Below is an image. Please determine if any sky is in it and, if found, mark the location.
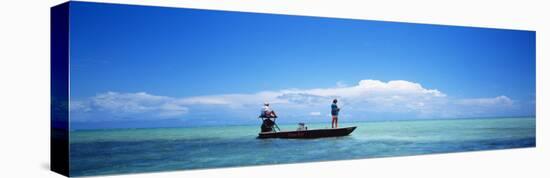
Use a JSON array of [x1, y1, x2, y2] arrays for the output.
[[68, 2, 536, 130]]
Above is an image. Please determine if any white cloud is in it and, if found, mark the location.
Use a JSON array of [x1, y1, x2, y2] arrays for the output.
[[70, 100, 92, 112], [71, 80, 516, 121], [457, 95, 514, 107], [309, 112, 321, 116], [336, 81, 348, 88], [71, 92, 188, 119], [448, 95, 516, 117], [173, 79, 446, 108]]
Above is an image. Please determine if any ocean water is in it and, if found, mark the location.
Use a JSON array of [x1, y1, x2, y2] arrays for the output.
[[69, 117, 535, 176]]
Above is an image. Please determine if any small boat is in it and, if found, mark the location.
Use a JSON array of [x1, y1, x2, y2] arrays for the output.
[[257, 126, 357, 139]]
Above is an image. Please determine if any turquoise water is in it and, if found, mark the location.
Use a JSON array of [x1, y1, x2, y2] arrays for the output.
[[69, 117, 535, 176]]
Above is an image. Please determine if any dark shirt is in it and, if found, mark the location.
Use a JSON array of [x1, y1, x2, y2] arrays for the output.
[[331, 103, 340, 116]]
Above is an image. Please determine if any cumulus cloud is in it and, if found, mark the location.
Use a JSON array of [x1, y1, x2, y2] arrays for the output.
[[171, 80, 445, 106], [70, 80, 517, 122]]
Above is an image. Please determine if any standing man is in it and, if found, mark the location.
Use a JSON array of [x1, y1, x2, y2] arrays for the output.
[[331, 99, 340, 128]]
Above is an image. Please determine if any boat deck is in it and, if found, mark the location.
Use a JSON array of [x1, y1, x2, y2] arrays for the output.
[[257, 126, 357, 139]]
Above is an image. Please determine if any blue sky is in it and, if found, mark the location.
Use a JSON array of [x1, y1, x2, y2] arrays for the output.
[[68, 2, 535, 130]]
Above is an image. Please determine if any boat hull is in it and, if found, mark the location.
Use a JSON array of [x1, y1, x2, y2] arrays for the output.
[[257, 126, 357, 139]]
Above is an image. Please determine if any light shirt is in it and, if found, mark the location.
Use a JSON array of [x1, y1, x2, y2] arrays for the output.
[[262, 105, 272, 114]]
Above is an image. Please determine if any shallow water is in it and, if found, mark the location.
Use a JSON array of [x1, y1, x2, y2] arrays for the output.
[[69, 117, 535, 176]]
